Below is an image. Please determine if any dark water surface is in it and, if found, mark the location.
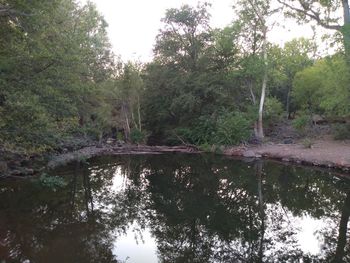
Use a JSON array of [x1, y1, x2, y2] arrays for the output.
[[0, 154, 350, 263]]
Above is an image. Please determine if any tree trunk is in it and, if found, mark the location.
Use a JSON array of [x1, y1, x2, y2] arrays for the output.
[[257, 29, 268, 140], [342, 0, 350, 67], [121, 102, 130, 142], [137, 95, 142, 132], [286, 85, 291, 119]]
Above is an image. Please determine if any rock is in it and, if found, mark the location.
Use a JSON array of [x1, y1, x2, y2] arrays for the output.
[[283, 138, 294, 144], [243, 150, 256, 158], [117, 140, 125, 147], [248, 137, 262, 145], [312, 114, 326, 124], [0, 161, 8, 174], [224, 147, 245, 156], [106, 138, 115, 144]]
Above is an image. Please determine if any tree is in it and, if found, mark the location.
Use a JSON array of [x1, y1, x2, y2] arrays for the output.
[[154, 3, 212, 71], [0, 0, 118, 152], [235, 0, 276, 139], [277, 0, 350, 66], [143, 4, 245, 145], [269, 38, 315, 117], [293, 54, 350, 117], [117, 62, 144, 141]]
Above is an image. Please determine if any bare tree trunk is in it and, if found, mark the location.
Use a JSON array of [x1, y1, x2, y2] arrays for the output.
[[257, 29, 268, 140], [131, 107, 137, 129], [122, 102, 131, 142], [342, 0, 350, 70], [137, 95, 142, 132], [286, 85, 291, 119]]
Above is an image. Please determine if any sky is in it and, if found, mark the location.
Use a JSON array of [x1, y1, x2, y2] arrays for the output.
[[81, 0, 319, 62]]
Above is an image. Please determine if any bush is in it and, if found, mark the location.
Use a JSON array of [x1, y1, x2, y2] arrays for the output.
[[190, 116, 217, 145], [173, 116, 217, 145], [333, 123, 350, 140], [302, 138, 313, 148], [130, 129, 147, 144], [292, 115, 310, 132], [215, 112, 252, 145], [264, 97, 284, 125]]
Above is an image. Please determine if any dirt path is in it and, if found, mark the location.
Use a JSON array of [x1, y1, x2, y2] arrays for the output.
[[224, 138, 350, 172]]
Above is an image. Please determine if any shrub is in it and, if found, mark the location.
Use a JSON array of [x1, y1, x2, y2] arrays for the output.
[[333, 123, 350, 140], [215, 112, 252, 145], [198, 143, 212, 152], [190, 116, 217, 145], [264, 97, 284, 125], [292, 115, 310, 132], [130, 129, 147, 144]]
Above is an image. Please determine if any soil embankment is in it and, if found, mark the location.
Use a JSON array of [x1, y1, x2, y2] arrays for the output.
[[224, 139, 350, 172], [46, 144, 199, 169], [1, 137, 350, 178]]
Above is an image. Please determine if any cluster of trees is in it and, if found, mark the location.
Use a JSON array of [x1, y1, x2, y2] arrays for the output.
[[142, 1, 350, 145], [0, 0, 144, 153], [0, 0, 117, 152], [1, 0, 349, 153]]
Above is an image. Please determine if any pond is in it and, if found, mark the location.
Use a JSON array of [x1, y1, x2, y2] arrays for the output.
[[0, 153, 349, 263]]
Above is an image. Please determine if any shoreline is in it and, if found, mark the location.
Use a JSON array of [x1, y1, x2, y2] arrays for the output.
[[1, 139, 350, 178], [223, 139, 350, 173]]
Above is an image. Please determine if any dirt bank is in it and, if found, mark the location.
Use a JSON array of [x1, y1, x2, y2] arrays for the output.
[[47, 144, 199, 169], [224, 138, 350, 172], [2, 138, 350, 178], [0, 144, 200, 178]]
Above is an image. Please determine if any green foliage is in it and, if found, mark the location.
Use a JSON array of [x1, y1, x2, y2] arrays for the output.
[[38, 173, 67, 190], [215, 112, 252, 145], [292, 115, 310, 132], [130, 129, 147, 144], [333, 123, 350, 140], [0, 0, 118, 152], [198, 143, 212, 152], [293, 55, 350, 117], [264, 97, 284, 125], [268, 38, 315, 114], [1, 1, 347, 151]]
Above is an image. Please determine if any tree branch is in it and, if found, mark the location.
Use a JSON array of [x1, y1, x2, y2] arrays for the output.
[[277, 0, 341, 30]]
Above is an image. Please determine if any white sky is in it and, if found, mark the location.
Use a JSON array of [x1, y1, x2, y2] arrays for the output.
[[82, 0, 321, 62]]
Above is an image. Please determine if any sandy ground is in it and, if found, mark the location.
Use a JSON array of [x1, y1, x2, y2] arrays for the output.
[[224, 138, 350, 171]]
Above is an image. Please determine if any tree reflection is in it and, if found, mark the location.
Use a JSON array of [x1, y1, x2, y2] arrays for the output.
[[0, 154, 349, 262]]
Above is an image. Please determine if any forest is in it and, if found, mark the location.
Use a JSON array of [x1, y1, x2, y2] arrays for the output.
[[0, 0, 350, 154]]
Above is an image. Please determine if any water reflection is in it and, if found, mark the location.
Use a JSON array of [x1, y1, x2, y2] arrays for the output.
[[0, 154, 349, 262]]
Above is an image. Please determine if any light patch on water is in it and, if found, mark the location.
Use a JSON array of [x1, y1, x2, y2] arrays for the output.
[[296, 215, 327, 255], [112, 167, 129, 192], [113, 223, 158, 263]]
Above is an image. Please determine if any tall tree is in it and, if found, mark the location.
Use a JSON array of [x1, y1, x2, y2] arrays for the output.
[[236, 0, 276, 139]]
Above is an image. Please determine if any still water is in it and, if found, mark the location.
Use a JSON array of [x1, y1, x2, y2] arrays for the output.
[[0, 154, 349, 263]]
